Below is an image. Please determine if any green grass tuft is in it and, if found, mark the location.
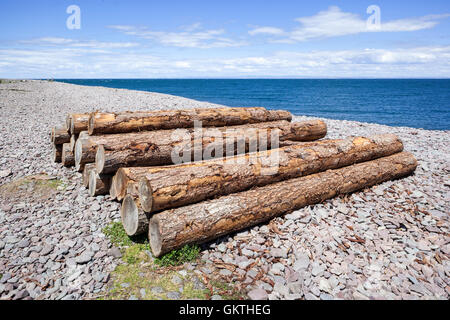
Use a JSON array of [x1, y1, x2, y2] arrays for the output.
[[102, 221, 148, 247], [154, 244, 201, 267]]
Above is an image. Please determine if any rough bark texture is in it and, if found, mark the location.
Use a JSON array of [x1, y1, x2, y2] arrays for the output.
[[137, 134, 404, 213], [61, 143, 75, 167], [93, 120, 326, 174], [88, 169, 112, 197], [111, 139, 334, 201], [51, 127, 70, 145], [149, 152, 417, 256], [67, 113, 90, 135], [52, 144, 62, 163], [88, 107, 293, 135], [82, 163, 96, 188]]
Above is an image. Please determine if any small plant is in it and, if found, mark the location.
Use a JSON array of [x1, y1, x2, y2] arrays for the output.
[[155, 245, 201, 267], [102, 221, 148, 247]]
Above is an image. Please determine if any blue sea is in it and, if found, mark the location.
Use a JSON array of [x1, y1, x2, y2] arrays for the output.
[[56, 79, 450, 130]]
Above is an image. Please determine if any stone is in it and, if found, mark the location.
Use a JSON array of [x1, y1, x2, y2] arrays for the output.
[[319, 279, 332, 294], [270, 248, 288, 258], [171, 275, 182, 285], [293, 254, 310, 271], [219, 269, 232, 277], [211, 295, 223, 300], [166, 291, 181, 300], [41, 245, 53, 256], [248, 288, 268, 300], [108, 247, 122, 258], [75, 251, 94, 264], [0, 169, 12, 178], [151, 287, 164, 294]]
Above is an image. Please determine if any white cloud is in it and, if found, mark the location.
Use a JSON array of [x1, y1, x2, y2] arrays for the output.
[[248, 6, 450, 42], [109, 25, 246, 48], [1, 45, 449, 78], [248, 27, 285, 36], [21, 37, 139, 48]]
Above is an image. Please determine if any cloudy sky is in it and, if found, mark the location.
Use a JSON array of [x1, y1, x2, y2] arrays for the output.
[[1, 0, 449, 78]]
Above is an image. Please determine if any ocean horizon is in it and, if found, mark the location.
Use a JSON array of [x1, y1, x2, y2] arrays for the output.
[[56, 79, 450, 131]]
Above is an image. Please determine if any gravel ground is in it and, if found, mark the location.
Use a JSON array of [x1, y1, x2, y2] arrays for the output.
[[0, 80, 448, 300]]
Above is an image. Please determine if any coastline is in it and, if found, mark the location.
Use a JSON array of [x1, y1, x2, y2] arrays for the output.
[[0, 80, 448, 300]]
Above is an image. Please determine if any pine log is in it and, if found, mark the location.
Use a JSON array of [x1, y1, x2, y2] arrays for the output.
[[52, 144, 62, 163], [112, 137, 337, 201], [88, 107, 293, 135], [92, 120, 327, 175], [140, 133, 403, 212], [82, 163, 96, 188], [67, 113, 90, 135], [119, 134, 403, 235], [51, 127, 70, 145], [61, 143, 75, 167], [74, 131, 92, 172], [88, 169, 112, 197], [148, 152, 417, 256]]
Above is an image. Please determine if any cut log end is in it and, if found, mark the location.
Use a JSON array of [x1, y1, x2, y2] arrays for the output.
[[138, 178, 153, 213], [95, 145, 105, 174], [149, 217, 162, 257], [121, 195, 149, 236], [88, 113, 95, 135], [62, 143, 75, 167], [88, 169, 111, 197], [52, 144, 62, 163], [109, 175, 118, 200], [74, 138, 83, 172], [82, 163, 95, 188], [88, 170, 98, 197]]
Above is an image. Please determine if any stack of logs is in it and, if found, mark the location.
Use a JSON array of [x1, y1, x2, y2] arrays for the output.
[[50, 107, 417, 257]]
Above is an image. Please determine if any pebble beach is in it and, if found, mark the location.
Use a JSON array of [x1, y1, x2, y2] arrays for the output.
[[0, 80, 448, 300]]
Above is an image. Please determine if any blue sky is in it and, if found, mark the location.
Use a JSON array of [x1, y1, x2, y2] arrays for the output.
[[1, 0, 449, 78]]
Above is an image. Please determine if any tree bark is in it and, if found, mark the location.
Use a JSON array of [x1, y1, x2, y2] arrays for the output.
[[119, 134, 404, 235], [93, 120, 326, 174], [148, 152, 417, 256], [67, 113, 90, 135], [88, 169, 112, 197], [111, 139, 333, 201], [88, 107, 292, 135], [61, 143, 75, 167], [51, 127, 70, 145], [138, 134, 404, 213]]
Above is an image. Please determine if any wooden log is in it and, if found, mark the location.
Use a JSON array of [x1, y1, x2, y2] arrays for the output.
[[121, 196, 150, 236], [92, 120, 327, 175], [82, 163, 96, 188], [88, 107, 293, 135], [139, 133, 404, 212], [67, 113, 90, 135], [88, 169, 112, 197], [61, 143, 75, 167], [51, 127, 70, 145], [119, 134, 403, 235], [111, 138, 333, 201], [52, 144, 62, 163], [148, 152, 417, 256], [74, 131, 91, 172]]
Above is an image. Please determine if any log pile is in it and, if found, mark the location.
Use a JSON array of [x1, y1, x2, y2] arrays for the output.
[[50, 106, 417, 257]]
